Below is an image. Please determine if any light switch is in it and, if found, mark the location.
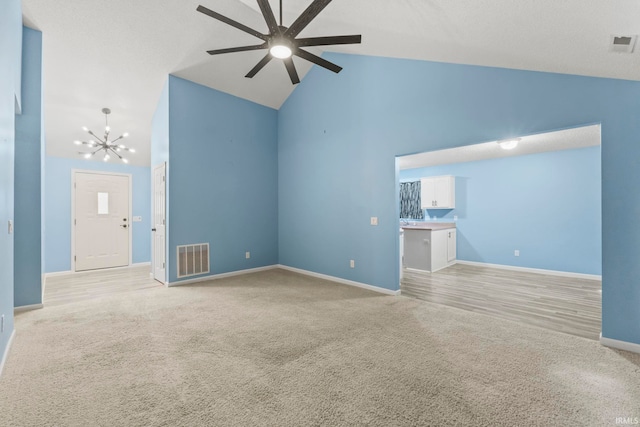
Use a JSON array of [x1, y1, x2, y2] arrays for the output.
[[133, 216, 142, 222], [370, 217, 378, 226]]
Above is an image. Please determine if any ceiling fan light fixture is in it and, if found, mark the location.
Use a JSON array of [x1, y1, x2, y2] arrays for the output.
[[498, 138, 521, 150], [197, 1, 362, 84], [270, 43, 292, 59]]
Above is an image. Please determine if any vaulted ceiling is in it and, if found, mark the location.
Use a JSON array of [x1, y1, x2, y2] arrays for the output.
[[22, 0, 640, 166]]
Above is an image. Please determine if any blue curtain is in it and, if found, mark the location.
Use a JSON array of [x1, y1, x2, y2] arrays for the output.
[[400, 181, 424, 219]]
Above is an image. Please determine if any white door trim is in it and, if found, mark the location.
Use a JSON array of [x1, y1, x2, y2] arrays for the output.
[[71, 169, 133, 272], [152, 162, 167, 284]]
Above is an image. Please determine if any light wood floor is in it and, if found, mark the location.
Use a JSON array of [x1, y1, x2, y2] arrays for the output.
[[45, 264, 601, 340], [401, 264, 601, 340], [44, 265, 163, 307]]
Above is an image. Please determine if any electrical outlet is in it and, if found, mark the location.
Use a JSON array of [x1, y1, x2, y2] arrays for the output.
[[453, 215, 458, 221], [370, 217, 378, 226], [245, 252, 250, 259], [350, 260, 355, 268], [514, 250, 520, 257]]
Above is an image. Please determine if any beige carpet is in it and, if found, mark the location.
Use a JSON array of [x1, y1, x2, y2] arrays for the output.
[[1, 269, 639, 426]]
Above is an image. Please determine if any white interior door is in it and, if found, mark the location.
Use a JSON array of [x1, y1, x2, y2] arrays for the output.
[[153, 163, 166, 283], [74, 172, 130, 271]]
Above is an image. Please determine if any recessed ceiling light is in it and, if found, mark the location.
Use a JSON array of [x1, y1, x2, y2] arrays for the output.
[[498, 138, 521, 150]]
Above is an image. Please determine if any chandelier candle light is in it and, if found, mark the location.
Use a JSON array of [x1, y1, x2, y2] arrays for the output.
[[75, 108, 134, 163]]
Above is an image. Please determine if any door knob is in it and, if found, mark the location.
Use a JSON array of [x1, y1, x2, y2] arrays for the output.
[[120, 224, 128, 229], [152, 228, 157, 232]]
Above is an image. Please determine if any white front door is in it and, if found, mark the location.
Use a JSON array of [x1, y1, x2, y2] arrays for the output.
[[74, 172, 130, 271], [153, 163, 166, 283]]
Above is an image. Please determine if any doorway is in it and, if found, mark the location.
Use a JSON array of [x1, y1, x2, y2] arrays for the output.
[[73, 171, 131, 272], [395, 124, 602, 339]]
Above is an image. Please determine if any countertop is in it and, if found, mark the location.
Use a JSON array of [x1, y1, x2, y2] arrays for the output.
[[401, 222, 456, 231]]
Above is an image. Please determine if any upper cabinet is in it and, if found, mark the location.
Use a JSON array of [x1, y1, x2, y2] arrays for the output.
[[421, 175, 455, 209]]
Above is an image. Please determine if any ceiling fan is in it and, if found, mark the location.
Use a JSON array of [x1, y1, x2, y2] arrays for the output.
[[197, 0, 361, 84]]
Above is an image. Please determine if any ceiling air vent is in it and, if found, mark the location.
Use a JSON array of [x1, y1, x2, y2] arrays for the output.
[[609, 35, 637, 53]]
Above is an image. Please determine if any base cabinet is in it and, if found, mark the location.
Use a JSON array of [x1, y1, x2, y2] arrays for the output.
[[447, 229, 456, 262], [403, 228, 456, 273]]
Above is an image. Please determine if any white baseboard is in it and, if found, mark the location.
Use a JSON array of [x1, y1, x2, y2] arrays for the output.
[[43, 270, 72, 279], [132, 262, 151, 267], [168, 265, 279, 287], [14, 303, 43, 313], [456, 260, 601, 281], [600, 334, 640, 354], [277, 264, 401, 296], [0, 329, 16, 378]]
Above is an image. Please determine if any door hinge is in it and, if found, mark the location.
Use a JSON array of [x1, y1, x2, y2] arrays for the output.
[[162, 262, 165, 269], [74, 255, 76, 261], [74, 219, 76, 225], [74, 182, 76, 189], [162, 176, 165, 182]]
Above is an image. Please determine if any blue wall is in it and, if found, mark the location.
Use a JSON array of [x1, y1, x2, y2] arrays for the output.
[[0, 0, 22, 365], [167, 76, 278, 282], [44, 156, 151, 273], [278, 52, 640, 345], [151, 80, 169, 169], [14, 27, 43, 307], [400, 145, 601, 275]]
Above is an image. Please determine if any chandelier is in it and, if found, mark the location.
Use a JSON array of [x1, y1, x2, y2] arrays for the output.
[[75, 108, 135, 163]]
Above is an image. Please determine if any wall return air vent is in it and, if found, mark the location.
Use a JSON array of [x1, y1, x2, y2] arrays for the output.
[[177, 243, 210, 278], [609, 35, 637, 53]]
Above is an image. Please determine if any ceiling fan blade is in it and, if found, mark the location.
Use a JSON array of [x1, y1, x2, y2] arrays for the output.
[[285, 0, 332, 38], [197, 5, 267, 41], [283, 57, 300, 84], [294, 48, 342, 73], [256, 0, 279, 35], [207, 44, 267, 55], [296, 34, 362, 48], [245, 53, 274, 78]]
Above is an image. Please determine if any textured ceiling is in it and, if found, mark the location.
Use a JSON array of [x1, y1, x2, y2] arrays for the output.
[[397, 124, 601, 170], [21, 0, 640, 166]]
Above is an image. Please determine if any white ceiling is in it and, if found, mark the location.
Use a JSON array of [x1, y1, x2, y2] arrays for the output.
[[397, 124, 601, 170], [21, 0, 640, 167]]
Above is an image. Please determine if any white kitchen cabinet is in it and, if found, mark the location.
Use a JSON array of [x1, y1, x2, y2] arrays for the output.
[[420, 176, 455, 209], [447, 229, 456, 262], [403, 227, 456, 273]]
